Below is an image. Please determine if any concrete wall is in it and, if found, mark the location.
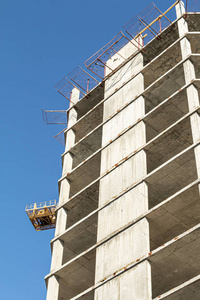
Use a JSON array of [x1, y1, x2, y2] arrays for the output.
[[97, 182, 148, 241], [99, 150, 147, 206], [95, 218, 150, 282], [105, 39, 139, 77], [101, 122, 146, 174], [95, 261, 152, 300], [46, 3, 200, 299], [95, 50, 151, 298]]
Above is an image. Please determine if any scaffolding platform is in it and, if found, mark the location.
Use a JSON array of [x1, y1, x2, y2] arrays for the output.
[[25, 200, 57, 231]]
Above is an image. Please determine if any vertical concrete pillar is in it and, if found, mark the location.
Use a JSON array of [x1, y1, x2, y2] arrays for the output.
[[95, 51, 151, 299], [46, 88, 79, 300], [56, 87, 79, 234], [62, 89, 78, 175], [55, 208, 68, 236], [46, 276, 59, 300], [176, 1, 200, 191], [50, 239, 64, 272]]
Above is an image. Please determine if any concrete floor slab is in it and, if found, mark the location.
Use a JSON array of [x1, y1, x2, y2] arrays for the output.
[[74, 103, 103, 143], [150, 225, 200, 298], [76, 84, 104, 120], [153, 274, 200, 300], [143, 22, 179, 65], [63, 181, 99, 228], [147, 146, 198, 208], [187, 13, 200, 33], [142, 41, 182, 87], [148, 183, 200, 250], [67, 126, 102, 169], [55, 249, 96, 300], [66, 152, 101, 197], [146, 116, 193, 173], [144, 63, 185, 113], [145, 88, 189, 141]]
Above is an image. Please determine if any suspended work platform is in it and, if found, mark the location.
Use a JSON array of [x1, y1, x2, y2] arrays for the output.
[[25, 200, 57, 231]]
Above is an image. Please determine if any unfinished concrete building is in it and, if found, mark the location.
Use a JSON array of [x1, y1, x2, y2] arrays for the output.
[[45, 1, 200, 299]]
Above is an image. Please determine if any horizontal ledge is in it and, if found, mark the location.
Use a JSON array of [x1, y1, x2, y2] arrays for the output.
[[60, 66, 200, 184], [63, 30, 194, 137], [153, 274, 200, 299], [46, 222, 200, 300], [52, 176, 200, 249], [57, 103, 200, 196], [61, 75, 198, 165], [57, 130, 200, 219]]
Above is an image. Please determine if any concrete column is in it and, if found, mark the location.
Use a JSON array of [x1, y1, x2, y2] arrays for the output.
[[58, 178, 70, 205], [176, 1, 187, 36], [46, 275, 59, 300], [46, 88, 79, 300], [55, 208, 68, 236], [190, 113, 200, 180], [50, 239, 64, 272], [176, 1, 200, 189], [55, 88, 79, 237], [62, 89, 78, 175], [95, 51, 151, 299]]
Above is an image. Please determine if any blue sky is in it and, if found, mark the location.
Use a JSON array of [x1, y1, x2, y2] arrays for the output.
[[0, 0, 182, 299]]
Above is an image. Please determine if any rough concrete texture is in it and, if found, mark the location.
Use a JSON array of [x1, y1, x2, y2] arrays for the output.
[[105, 40, 140, 77], [102, 96, 145, 145], [46, 276, 59, 300], [101, 122, 146, 174], [95, 261, 152, 300], [104, 73, 144, 119], [97, 182, 148, 241], [153, 274, 200, 300], [95, 218, 150, 283], [105, 52, 143, 95], [99, 150, 146, 206], [46, 4, 200, 300]]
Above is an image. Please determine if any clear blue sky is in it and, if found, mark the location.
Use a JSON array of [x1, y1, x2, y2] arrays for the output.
[[0, 0, 182, 299]]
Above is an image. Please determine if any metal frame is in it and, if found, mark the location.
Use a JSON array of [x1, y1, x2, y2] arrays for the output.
[[68, 65, 99, 94], [123, 1, 177, 46], [54, 77, 84, 105], [53, 127, 67, 146], [185, 0, 200, 15], [25, 200, 57, 231], [42, 109, 68, 125], [84, 31, 138, 79]]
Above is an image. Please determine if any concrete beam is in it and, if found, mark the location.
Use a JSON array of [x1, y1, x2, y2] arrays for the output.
[[153, 274, 200, 300], [51, 223, 200, 300], [60, 80, 194, 179], [94, 261, 152, 300], [46, 275, 60, 300], [51, 178, 200, 265]]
